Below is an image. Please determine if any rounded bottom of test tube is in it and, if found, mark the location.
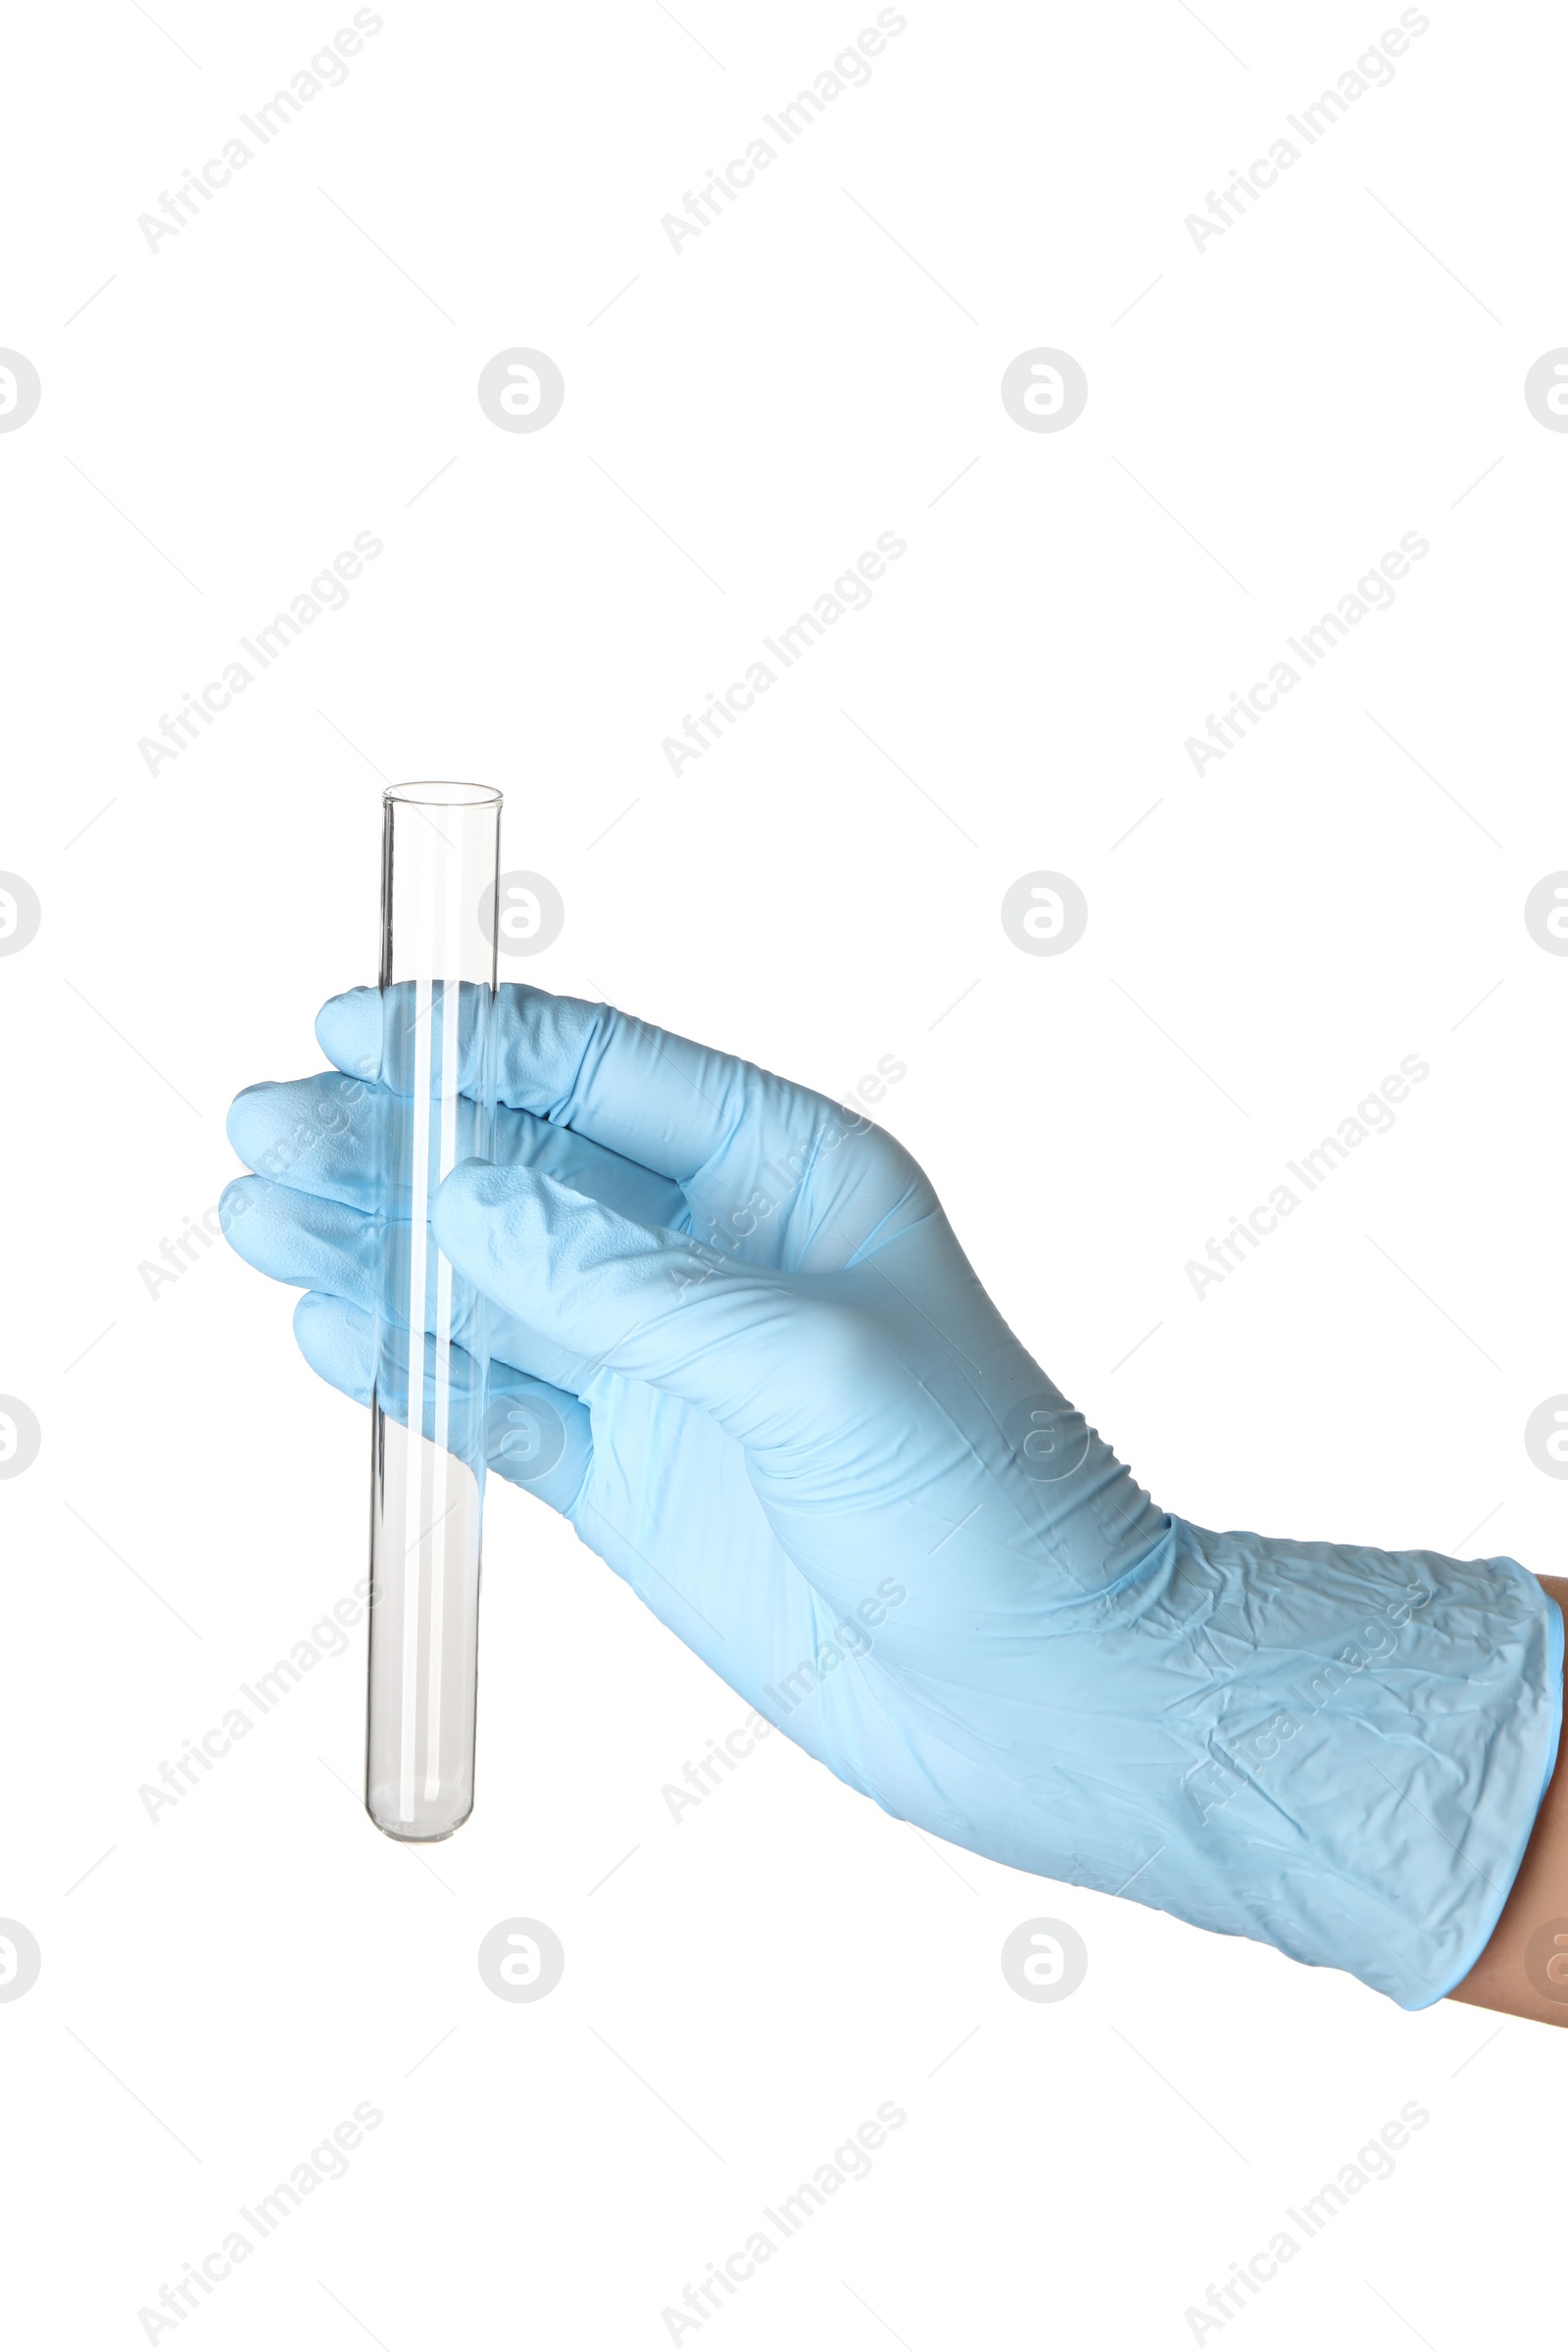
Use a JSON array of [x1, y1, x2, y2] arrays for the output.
[[365, 1790, 474, 1843]]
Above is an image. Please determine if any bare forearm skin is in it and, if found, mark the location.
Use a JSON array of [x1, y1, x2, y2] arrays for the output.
[[1449, 1574, 1568, 2026]]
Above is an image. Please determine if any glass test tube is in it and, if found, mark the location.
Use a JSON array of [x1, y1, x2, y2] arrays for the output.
[[366, 782, 502, 1839]]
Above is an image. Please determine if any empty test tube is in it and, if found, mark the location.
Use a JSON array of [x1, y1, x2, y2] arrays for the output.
[[366, 782, 502, 1839]]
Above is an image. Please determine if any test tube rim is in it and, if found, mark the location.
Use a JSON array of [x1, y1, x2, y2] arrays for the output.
[[383, 780, 503, 809]]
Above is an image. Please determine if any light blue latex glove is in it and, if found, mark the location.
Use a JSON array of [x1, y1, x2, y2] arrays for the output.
[[223, 986, 1563, 2009]]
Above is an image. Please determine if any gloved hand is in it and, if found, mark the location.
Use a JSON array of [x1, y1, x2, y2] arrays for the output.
[[223, 985, 1562, 2009]]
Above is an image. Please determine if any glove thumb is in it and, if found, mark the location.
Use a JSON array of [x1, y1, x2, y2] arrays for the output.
[[433, 1160, 863, 1452]]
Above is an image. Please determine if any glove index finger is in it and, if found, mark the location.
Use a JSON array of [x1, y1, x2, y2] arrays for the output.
[[317, 979, 503, 1100], [321, 980, 842, 1194], [315, 983, 381, 1080], [485, 985, 848, 1191], [315, 978, 380, 1077]]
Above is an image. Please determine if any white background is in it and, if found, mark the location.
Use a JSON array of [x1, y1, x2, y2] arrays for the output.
[[3, 2, 1566, 2344]]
